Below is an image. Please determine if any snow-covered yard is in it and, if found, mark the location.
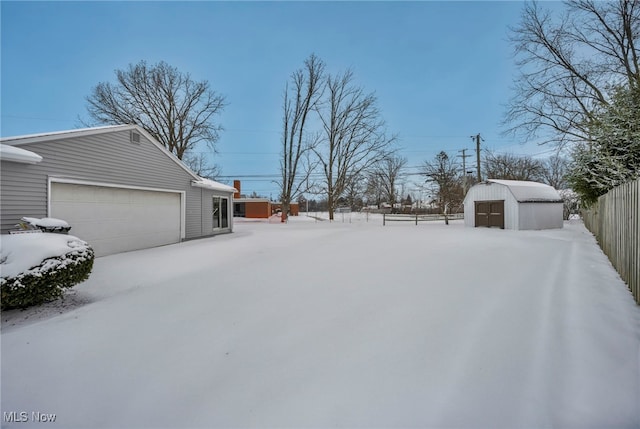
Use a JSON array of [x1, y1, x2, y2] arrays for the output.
[[2, 216, 639, 428]]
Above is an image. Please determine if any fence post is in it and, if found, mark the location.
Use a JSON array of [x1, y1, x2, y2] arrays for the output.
[[383, 213, 386, 226], [415, 213, 418, 225]]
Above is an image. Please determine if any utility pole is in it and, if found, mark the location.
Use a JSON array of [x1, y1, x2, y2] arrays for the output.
[[471, 133, 483, 182], [458, 148, 471, 193]]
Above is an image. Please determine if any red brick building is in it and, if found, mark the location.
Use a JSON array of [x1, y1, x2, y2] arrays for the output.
[[232, 180, 298, 219]]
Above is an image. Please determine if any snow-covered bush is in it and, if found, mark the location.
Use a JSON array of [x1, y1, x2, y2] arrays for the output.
[[17, 216, 71, 233], [558, 189, 580, 220], [1, 233, 94, 310]]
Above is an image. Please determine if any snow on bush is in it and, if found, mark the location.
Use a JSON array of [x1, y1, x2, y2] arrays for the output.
[[16, 216, 71, 233], [1, 233, 94, 310], [21, 216, 70, 229]]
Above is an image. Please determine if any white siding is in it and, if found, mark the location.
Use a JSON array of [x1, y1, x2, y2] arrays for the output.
[[464, 183, 518, 229], [518, 203, 564, 230], [0, 161, 47, 232]]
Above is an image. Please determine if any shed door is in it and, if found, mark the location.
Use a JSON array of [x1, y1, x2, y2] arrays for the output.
[[475, 200, 505, 229], [51, 183, 182, 257]]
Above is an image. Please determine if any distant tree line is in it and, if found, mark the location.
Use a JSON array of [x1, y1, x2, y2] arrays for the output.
[[293, 147, 572, 219]]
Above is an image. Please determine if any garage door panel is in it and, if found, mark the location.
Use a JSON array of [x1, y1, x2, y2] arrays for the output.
[[82, 231, 181, 257], [51, 183, 182, 257], [108, 188, 128, 204], [51, 184, 74, 202]]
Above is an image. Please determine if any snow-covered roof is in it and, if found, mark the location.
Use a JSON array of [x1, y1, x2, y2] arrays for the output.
[[0, 143, 43, 164], [487, 179, 562, 202], [234, 198, 271, 203], [191, 177, 237, 194]]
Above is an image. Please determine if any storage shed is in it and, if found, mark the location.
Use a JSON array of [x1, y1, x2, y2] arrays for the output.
[[1, 125, 236, 256], [463, 179, 563, 230]]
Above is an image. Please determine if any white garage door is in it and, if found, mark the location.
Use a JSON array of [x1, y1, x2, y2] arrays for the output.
[[51, 183, 182, 257]]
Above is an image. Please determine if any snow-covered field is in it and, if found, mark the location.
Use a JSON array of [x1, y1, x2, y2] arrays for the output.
[[2, 215, 639, 428]]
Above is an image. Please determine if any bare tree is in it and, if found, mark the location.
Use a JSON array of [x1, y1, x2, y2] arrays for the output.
[[541, 154, 569, 189], [364, 173, 385, 208], [279, 54, 325, 222], [85, 60, 227, 160], [422, 151, 463, 223], [504, 0, 640, 145], [371, 155, 407, 209], [314, 70, 396, 220], [483, 151, 544, 181], [182, 152, 220, 180], [342, 174, 366, 211]]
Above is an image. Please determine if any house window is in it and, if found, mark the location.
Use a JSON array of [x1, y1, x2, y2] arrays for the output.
[[213, 196, 229, 229], [234, 202, 246, 217]]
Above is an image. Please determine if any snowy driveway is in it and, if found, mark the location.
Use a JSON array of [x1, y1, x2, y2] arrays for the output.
[[2, 218, 639, 428]]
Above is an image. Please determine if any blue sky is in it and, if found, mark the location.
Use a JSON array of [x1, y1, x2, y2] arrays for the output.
[[1, 1, 559, 196]]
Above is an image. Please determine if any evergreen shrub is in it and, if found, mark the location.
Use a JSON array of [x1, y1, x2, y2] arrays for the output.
[[1, 247, 94, 310]]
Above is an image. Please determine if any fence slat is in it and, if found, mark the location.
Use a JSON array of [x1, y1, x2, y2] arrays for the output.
[[583, 178, 640, 305]]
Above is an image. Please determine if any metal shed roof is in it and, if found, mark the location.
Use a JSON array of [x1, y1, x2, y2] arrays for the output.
[[485, 179, 562, 202]]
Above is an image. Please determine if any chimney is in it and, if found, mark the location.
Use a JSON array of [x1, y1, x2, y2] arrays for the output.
[[233, 180, 241, 199]]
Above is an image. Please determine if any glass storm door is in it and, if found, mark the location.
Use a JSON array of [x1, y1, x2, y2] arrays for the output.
[[220, 197, 228, 228], [213, 197, 229, 229]]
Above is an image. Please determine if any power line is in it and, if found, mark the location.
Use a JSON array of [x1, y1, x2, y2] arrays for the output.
[[1, 114, 75, 122]]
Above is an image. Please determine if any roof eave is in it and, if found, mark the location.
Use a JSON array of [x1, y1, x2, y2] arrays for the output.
[[0, 144, 44, 164], [0, 124, 136, 146], [191, 179, 236, 194], [0, 154, 43, 164]]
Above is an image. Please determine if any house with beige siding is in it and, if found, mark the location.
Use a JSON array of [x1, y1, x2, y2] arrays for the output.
[[0, 124, 235, 256]]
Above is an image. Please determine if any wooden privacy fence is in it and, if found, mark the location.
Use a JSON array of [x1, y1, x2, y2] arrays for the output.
[[383, 213, 464, 226], [582, 178, 640, 305]]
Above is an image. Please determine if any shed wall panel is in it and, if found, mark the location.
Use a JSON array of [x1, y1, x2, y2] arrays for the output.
[[518, 203, 564, 230]]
